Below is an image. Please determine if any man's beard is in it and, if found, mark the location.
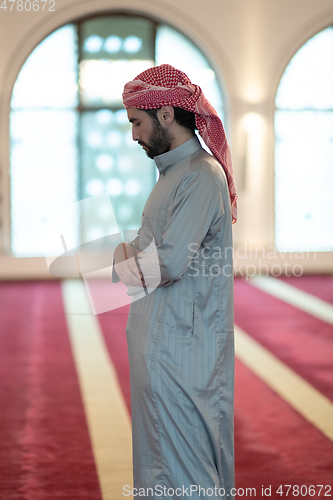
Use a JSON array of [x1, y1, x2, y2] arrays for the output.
[[139, 121, 173, 159]]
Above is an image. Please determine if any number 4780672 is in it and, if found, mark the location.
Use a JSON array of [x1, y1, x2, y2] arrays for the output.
[[0, 0, 55, 11]]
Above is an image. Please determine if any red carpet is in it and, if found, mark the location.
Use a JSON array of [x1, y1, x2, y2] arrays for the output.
[[97, 304, 132, 415], [234, 360, 333, 495], [234, 278, 333, 401], [278, 274, 333, 305], [0, 281, 102, 499], [0, 276, 332, 498]]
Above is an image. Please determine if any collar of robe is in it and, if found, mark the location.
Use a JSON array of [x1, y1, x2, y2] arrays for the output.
[[153, 135, 202, 176]]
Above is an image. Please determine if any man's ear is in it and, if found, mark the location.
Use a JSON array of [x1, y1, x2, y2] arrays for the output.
[[158, 106, 175, 125]]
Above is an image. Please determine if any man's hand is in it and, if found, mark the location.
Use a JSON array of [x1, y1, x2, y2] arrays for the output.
[[113, 243, 143, 287]]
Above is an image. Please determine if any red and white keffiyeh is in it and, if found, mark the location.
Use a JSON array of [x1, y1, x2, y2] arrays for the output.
[[122, 64, 237, 223]]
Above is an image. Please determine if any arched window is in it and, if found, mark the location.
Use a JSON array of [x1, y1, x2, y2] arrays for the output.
[[275, 27, 333, 252], [10, 15, 224, 256]]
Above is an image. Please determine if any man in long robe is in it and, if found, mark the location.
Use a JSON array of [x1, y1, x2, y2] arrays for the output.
[[114, 64, 237, 499]]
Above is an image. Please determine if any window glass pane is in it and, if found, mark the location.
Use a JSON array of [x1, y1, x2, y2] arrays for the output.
[[275, 111, 333, 251], [81, 109, 155, 237], [81, 17, 154, 61], [11, 25, 78, 109], [10, 110, 79, 255], [276, 27, 333, 110], [79, 60, 154, 107], [80, 17, 155, 106], [156, 25, 223, 117]]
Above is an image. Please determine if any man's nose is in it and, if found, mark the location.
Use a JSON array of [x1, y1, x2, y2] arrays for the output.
[[132, 127, 140, 142]]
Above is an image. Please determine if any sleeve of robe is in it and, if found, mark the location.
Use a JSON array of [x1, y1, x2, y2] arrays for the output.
[[139, 169, 225, 288]]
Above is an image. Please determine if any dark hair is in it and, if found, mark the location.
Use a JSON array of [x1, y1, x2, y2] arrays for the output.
[[144, 107, 196, 133]]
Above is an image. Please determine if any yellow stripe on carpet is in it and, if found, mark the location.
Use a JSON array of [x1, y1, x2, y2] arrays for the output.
[[250, 276, 333, 326], [235, 325, 333, 441], [61, 279, 133, 500]]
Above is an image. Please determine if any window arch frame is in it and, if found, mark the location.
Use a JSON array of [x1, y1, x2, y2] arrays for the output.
[[4, 10, 228, 258]]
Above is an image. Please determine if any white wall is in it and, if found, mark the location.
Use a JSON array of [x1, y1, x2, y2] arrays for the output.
[[1, 0, 333, 278]]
